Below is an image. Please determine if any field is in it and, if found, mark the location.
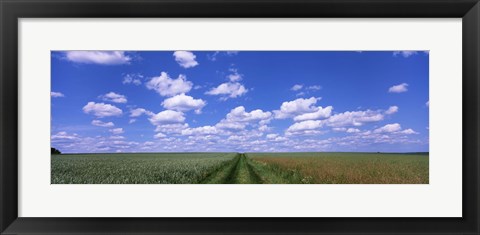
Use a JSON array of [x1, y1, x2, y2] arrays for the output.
[[51, 152, 429, 184]]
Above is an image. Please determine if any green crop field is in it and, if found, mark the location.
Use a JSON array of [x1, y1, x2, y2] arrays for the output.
[[51, 152, 428, 184]]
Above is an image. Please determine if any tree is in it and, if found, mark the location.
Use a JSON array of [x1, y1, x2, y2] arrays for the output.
[[51, 147, 61, 154]]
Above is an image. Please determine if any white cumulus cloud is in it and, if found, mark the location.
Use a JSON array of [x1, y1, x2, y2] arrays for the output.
[[162, 94, 206, 113], [266, 134, 278, 139], [91, 120, 114, 127], [181, 126, 218, 136], [373, 123, 418, 135], [149, 110, 186, 125], [51, 92, 65, 98], [374, 123, 402, 133], [322, 109, 384, 127], [398, 128, 418, 135], [291, 84, 303, 91], [385, 106, 399, 115], [101, 92, 127, 103], [51, 131, 79, 140], [109, 128, 124, 135], [146, 72, 193, 97], [346, 128, 361, 133], [130, 108, 154, 117], [227, 68, 243, 82], [155, 123, 189, 134], [226, 106, 272, 122], [274, 97, 320, 119], [83, 102, 122, 118], [216, 106, 271, 131], [205, 82, 248, 99], [388, 83, 408, 93], [123, 73, 143, 85], [154, 132, 166, 139], [307, 85, 322, 90], [287, 120, 323, 133], [173, 51, 199, 68], [64, 51, 132, 65], [293, 106, 333, 121]]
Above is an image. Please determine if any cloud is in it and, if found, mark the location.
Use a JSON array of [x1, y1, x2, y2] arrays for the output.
[[226, 51, 239, 55], [50, 131, 149, 153], [227, 68, 243, 82], [291, 84, 303, 91], [110, 135, 125, 140], [286, 120, 323, 133], [205, 82, 248, 99], [207, 51, 239, 61], [130, 108, 154, 117], [346, 128, 361, 133], [291, 85, 321, 97], [154, 132, 166, 139], [64, 51, 132, 65], [385, 106, 399, 115], [215, 121, 246, 130], [322, 109, 384, 127], [258, 125, 270, 132], [154, 123, 189, 134], [146, 72, 193, 97], [83, 102, 122, 118], [306, 85, 322, 90], [399, 129, 418, 134], [388, 83, 408, 93], [216, 106, 272, 131], [293, 106, 333, 121], [426, 100, 429, 107], [109, 128, 124, 135], [181, 126, 218, 136], [149, 110, 185, 125], [100, 92, 127, 103], [207, 52, 220, 61], [51, 131, 79, 140], [373, 123, 418, 135], [91, 120, 114, 127], [333, 127, 360, 133], [393, 51, 418, 58], [51, 92, 64, 98], [266, 134, 280, 139], [374, 123, 402, 133], [162, 94, 206, 113], [226, 106, 272, 122], [123, 73, 143, 85], [274, 97, 320, 119], [173, 51, 199, 68]]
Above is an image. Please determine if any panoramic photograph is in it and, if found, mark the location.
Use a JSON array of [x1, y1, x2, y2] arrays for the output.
[[51, 51, 429, 184]]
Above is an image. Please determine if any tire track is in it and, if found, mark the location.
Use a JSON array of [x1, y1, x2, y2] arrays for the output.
[[201, 153, 264, 184], [230, 154, 262, 184], [200, 154, 240, 184]]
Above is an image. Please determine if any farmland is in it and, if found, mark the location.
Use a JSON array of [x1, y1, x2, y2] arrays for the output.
[[51, 152, 428, 184]]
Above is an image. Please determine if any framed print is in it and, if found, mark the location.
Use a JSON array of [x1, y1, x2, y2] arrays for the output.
[[1, 0, 479, 234]]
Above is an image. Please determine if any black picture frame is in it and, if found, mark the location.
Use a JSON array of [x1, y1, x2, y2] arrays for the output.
[[1, 0, 479, 234]]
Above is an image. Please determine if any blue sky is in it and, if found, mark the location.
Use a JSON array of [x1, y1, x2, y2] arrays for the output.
[[51, 51, 429, 153]]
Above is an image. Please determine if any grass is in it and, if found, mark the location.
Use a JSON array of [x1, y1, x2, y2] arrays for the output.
[[52, 152, 428, 184], [248, 152, 429, 184], [51, 152, 237, 184]]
